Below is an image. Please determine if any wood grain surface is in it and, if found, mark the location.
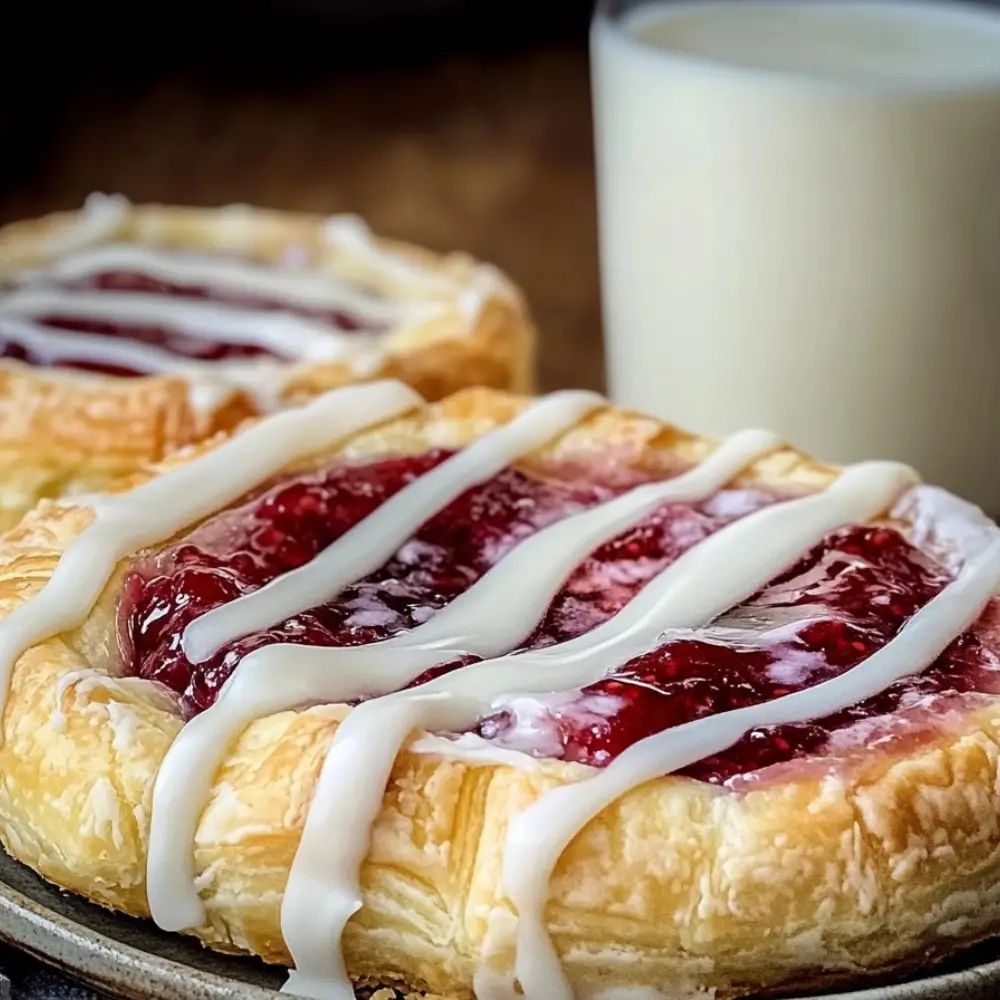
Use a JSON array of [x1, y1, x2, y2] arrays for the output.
[[0, 38, 603, 394]]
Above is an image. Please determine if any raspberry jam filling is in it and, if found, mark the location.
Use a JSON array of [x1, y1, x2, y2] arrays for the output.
[[119, 453, 1000, 781], [480, 525, 1000, 782], [0, 263, 375, 377], [119, 452, 775, 716]]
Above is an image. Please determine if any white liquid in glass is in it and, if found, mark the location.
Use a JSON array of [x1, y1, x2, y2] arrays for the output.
[[593, 0, 1000, 510]]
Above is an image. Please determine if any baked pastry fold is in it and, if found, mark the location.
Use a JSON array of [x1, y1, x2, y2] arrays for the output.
[[0, 384, 997, 1000], [0, 196, 534, 529]]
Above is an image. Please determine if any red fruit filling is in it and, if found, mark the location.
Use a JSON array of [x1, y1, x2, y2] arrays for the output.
[[118, 453, 1000, 782], [478, 525, 1000, 783], [0, 261, 375, 377], [119, 452, 775, 716]]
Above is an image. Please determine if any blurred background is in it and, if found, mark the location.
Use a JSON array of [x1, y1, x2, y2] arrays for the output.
[[0, 1, 599, 393]]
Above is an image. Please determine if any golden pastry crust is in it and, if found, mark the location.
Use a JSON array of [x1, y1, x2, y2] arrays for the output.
[[0, 200, 535, 530], [0, 388, 997, 999]]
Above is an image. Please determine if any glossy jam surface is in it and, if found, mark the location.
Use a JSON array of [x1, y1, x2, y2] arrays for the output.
[[120, 453, 1000, 781], [120, 452, 773, 716], [480, 524, 1000, 783], [0, 261, 373, 376]]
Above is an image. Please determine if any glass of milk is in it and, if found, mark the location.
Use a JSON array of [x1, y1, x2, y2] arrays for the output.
[[592, 0, 1000, 512]]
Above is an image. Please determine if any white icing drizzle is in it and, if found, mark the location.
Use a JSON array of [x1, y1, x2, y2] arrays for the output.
[[0, 315, 218, 374], [28, 193, 129, 259], [9, 242, 408, 328], [145, 427, 780, 955], [274, 460, 917, 999], [0, 381, 422, 727], [180, 390, 609, 663], [0, 315, 304, 415], [0, 288, 361, 363], [502, 529, 1000, 1000], [324, 216, 465, 297], [400, 461, 920, 712], [324, 214, 509, 323], [191, 428, 781, 681]]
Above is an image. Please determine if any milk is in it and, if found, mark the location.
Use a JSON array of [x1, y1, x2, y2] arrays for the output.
[[592, 1, 1000, 511]]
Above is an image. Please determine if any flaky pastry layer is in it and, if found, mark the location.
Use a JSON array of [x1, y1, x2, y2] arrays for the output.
[[0, 389, 997, 999], [0, 202, 535, 530]]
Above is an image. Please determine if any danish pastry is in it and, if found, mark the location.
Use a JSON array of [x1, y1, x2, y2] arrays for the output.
[[0, 195, 533, 529], [0, 381, 998, 999]]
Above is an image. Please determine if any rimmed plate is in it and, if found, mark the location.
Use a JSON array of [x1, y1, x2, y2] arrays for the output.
[[0, 849, 997, 1000]]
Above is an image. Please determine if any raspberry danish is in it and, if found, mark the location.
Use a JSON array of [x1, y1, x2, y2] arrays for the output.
[[0, 195, 533, 529], [0, 382, 997, 999]]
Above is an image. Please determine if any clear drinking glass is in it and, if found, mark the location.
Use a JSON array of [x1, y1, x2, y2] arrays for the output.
[[592, 0, 1000, 511]]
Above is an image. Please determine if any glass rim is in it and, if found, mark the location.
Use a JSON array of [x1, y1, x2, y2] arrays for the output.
[[591, 0, 1000, 96]]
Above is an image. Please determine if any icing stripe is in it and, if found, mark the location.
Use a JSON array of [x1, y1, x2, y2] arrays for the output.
[[503, 530, 1000, 1000], [180, 390, 608, 664], [0, 315, 312, 415], [0, 288, 361, 363], [323, 215, 510, 326], [414, 461, 920, 708], [0, 315, 230, 377], [26, 193, 129, 260], [276, 460, 917, 999], [10, 243, 408, 327], [0, 381, 423, 726], [326, 215, 474, 296], [209, 428, 784, 688], [145, 427, 782, 937]]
